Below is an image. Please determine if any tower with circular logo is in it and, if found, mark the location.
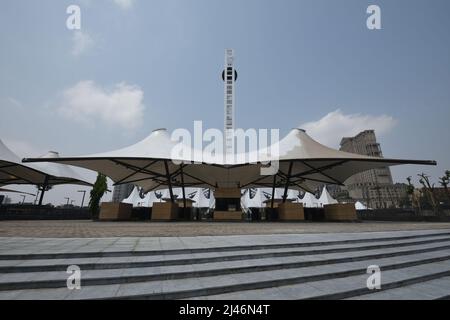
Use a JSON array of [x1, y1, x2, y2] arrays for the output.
[[223, 49, 237, 155]]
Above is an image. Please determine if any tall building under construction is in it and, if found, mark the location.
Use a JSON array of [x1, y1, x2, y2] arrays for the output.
[[340, 130, 407, 209], [112, 183, 134, 203]]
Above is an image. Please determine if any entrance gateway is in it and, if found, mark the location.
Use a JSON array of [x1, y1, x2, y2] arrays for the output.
[[23, 50, 437, 221]]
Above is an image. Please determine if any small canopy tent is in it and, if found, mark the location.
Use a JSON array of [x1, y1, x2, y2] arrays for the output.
[[145, 190, 164, 207], [23, 128, 436, 207], [123, 187, 168, 207], [318, 186, 338, 207], [122, 186, 142, 206], [299, 192, 320, 208], [124, 186, 213, 208], [192, 188, 215, 209], [241, 188, 265, 212], [0, 139, 93, 205], [355, 201, 370, 210], [260, 188, 299, 207]]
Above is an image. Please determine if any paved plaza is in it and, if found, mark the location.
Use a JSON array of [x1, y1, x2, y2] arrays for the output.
[[0, 223, 450, 300]]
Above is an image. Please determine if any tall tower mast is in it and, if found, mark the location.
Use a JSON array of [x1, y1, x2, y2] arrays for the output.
[[223, 49, 237, 155]]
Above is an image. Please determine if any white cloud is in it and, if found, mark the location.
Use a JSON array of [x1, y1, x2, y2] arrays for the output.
[[71, 31, 94, 56], [58, 81, 145, 130], [299, 109, 397, 148], [1, 97, 24, 111], [113, 0, 134, 9], [80, 0, 135, 9], [6, 97, 23, 109]]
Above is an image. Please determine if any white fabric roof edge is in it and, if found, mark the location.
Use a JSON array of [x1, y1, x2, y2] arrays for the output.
[[1, 139, 94, 187], [20, 128, 436, 193], [22, 128, 437, 166]]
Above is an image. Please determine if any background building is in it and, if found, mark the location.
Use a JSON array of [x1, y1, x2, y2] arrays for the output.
[[339, 130, 406, 209], [112, 183, 134, 203]]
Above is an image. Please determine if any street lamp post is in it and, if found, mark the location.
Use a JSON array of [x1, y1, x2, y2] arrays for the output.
[[78, 190, 87, 208], [65, 197, 70, 206]]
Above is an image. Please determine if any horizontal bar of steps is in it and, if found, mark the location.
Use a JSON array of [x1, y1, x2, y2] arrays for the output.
[[1, 231, 450, 261], [1, 235, 450, 274]]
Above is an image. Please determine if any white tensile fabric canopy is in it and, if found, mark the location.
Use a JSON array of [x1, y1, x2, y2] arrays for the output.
[[318, 186, 338, 207], [22, 128, 436, 198], [0, 139, 93, 188], [0, 187, 36, 197], [1, 139, 94, 205]]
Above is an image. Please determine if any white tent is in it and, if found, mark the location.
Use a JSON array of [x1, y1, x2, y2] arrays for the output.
[[1, 139, 94, 204], [287, 189, 300, 202], [122, 186, 145, 207], [318, 186, 338, 207], [192, 188, 215, 209], [300, 192, 320, 208], [123, 187, 179, 207], [23, 128, 436, 197], [355, 201, 371, 210], [145, 190, 163, 207], [123, 187, 217, 209], [259, 188, 298, 201], [241, 188, 266, 211]]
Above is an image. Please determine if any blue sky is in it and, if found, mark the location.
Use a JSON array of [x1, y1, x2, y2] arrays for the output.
[[1, 0, 449, 204]]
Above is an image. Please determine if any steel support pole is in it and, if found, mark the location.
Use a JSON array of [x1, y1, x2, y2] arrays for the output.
[[271, 175, 276, 209], [283, 162, 293, 203], [164, 161, 174, 203], [38, 175, 49, 206], [180, 165, 187, 218], [81, 191, 86, 208]]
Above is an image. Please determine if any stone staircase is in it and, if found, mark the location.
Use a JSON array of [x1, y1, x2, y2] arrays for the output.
[[1, 230, 450, 300]]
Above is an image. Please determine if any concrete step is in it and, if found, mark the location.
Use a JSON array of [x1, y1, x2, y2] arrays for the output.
[[1, 235, 449, 274], [2, 230, 450, 300], [347, 276, 450, 300], [1, 230, 449, 261], [1, 248, 449, 300], [0, 240, 449, 290], [2, 233, 449, 268], [190, 260, 450, 300]]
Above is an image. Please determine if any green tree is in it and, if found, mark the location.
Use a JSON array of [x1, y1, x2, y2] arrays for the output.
[[89, 173, 108, 220]]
